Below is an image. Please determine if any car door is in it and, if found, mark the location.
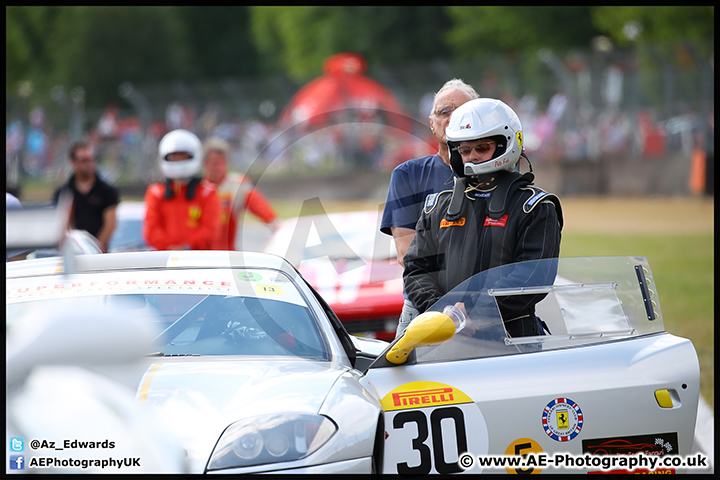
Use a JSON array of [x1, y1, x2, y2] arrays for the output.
[[363, 257, 700, 475]]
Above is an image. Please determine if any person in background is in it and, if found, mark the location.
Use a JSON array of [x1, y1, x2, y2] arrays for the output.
[[143, 129, 220, 250], [403, 98, 563, 338], [202, 137, 279, 250], [53, 142, 119, 251], [380, 78, 479, 337]]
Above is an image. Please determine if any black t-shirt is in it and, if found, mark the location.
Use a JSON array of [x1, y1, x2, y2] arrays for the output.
[[53, 174, 120, 237]]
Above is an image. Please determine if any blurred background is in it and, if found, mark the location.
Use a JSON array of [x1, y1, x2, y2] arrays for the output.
[[6, 6, 714, 202], [4, 5, 715, 435]]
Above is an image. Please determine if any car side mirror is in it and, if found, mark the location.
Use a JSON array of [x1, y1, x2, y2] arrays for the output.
[[385, 311, 456, 365]]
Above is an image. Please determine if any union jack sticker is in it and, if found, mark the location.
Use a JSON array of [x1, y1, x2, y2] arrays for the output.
[[542, 397, 583, 442]]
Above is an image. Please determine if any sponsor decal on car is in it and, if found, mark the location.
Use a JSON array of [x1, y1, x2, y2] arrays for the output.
[[542, 398, 583, 442], [582, 432, 678, 474], [255, 284, 282, 295], [6, 269, 306, 306], [237, 272, 263, 282], [6, 276, 233, 299], [381, 381, 488, 475], [505, 437, 544, 475], [381, 382, 471, 411]]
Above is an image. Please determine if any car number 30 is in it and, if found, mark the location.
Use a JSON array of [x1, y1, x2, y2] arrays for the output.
[[383, 403, 489, 474]]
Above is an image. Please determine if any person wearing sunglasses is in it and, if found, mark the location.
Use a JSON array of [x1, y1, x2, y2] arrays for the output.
[[380, 79, 479, 338], [402, 98, 563, 338]]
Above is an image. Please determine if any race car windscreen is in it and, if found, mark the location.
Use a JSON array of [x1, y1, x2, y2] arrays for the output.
[[409, 256, 667, 364], [6, 267, 331, 361]]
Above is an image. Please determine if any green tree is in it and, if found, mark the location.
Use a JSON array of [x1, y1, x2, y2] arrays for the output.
[[444, 6, 601, 58], [250, 6, 451, 81], [591, 6, 714, 46], [175, 6, 258, 79], [6, 6, 63, 96], [48, 6, 190, 109]]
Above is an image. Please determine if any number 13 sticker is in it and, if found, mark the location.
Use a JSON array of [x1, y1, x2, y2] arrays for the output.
[[255, 284, 282, 295], [381, 381, 488, 474]]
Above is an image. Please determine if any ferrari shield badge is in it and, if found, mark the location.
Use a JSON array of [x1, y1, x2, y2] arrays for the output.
[[381, 381, 488, 475], [542, 397, 583, 442]]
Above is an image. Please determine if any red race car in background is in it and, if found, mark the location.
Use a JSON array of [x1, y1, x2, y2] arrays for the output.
[[263, 210, 402, 341]]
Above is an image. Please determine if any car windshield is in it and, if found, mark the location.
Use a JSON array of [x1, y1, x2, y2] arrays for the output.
[[398, 256, 666, 365], [7, 267, 330, 360]]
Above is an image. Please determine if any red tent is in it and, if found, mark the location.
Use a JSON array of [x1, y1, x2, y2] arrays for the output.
[[279, 53, 411, 133]]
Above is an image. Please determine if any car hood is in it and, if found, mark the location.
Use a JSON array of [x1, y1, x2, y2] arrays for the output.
[[137, 357, 348, 471]]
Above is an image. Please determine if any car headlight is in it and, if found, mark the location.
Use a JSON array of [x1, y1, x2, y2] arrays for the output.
[[207, 414, 337, 471]]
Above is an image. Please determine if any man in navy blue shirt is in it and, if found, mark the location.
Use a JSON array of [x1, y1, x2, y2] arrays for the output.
[[381, 79, 479, 337]]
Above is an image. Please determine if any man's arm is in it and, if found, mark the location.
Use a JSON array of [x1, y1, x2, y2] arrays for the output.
[[95, 204, 117, 251], [390, 226, 415, 268], [245, 188, 279, 227]]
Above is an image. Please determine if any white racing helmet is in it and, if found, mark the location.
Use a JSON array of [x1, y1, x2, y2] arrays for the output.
[[446, 98, 524, 178], [158, 129, 203, 179]]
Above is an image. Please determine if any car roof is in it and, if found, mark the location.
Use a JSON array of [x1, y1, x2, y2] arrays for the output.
[[6, 250, 298, 279]]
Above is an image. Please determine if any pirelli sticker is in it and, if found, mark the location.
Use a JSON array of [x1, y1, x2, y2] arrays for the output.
[[382, 381, 471, 411], [381, 381, 489, 474]]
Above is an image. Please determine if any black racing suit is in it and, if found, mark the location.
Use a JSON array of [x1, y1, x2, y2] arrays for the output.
[[403, 171, 563, 337]]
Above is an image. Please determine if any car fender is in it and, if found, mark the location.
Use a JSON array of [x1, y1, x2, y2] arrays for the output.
[[316, 368, 382, 465]]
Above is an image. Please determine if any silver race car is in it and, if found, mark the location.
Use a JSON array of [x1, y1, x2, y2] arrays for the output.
[[6, 252, 700, 474]]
